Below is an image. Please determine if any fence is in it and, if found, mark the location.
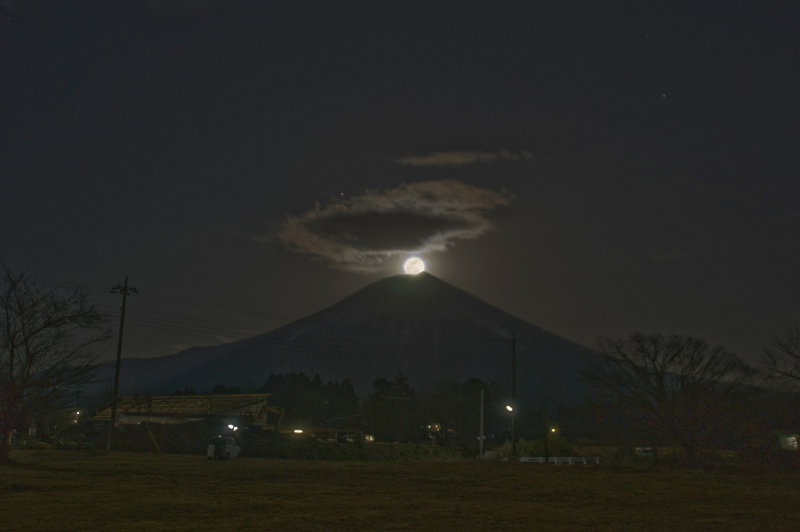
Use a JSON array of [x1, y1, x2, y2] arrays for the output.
[[519, 456, 600, 465]]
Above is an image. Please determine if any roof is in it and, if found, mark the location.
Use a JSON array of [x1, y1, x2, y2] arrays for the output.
[[93, 394, 278, 425]]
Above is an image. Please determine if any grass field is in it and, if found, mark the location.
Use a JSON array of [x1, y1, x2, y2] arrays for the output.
[[2, 450, 798, 531]]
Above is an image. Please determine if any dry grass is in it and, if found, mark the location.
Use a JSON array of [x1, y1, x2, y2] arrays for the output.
[[2, 450, 798, 531]]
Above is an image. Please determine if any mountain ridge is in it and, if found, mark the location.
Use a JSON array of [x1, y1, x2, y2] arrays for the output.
[[102, 272, 594, 405]]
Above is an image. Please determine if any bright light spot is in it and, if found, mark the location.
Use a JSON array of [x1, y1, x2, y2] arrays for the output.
[[506, 405, 513, 412], [228, 424, 234, 429], [293, 429, 303, 434], [551, 428, 556, 432], [76, 411, 80, 415], [403, 257, 425, 275]]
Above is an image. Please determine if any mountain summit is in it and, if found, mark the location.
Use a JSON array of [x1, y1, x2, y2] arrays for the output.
[[112, 273, 593, 404]]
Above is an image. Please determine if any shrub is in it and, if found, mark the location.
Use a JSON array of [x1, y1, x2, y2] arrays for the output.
[[494, 436, 575, 459]]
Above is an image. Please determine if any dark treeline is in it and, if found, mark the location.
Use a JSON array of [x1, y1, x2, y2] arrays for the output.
[[162, 330, 800, 464], [567, 332, 800, 466], [167, 336, 800, 464], [174, 372, 516, 454], [559, 389, 800, 456], [174, 374, 361, 427]]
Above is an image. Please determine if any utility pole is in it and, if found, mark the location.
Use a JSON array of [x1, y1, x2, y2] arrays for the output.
[[106, 275, 137, 452], [479, 388, 484, 458], [511, 331, 516, 459], [543, 397, 549, 464]]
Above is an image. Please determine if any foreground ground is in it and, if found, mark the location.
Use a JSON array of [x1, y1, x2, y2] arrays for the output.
[[1, 451, 798, 531]]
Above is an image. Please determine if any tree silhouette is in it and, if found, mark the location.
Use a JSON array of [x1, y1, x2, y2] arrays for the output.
[[0, 266, 109, 461], [582, 332, 756, 465], [366, 373, 422, 443], [761, 323, 800, 387]]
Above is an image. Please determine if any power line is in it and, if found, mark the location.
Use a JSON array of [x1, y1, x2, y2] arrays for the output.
[[128, 273, 319, 311], [1, 255, 320, 310], [135, 291, 299, 321], [126, 312, 259, 335], [125, 317, 252, 342], [118, 362, 256, 386]]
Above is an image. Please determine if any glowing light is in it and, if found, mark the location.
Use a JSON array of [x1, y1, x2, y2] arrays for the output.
[[293, 429, 303, 434], [403, 257, 425, 275], [506, 405, 513, 412]]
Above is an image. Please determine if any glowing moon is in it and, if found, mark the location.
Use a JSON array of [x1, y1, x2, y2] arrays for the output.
[[403, 257, 425, 275]]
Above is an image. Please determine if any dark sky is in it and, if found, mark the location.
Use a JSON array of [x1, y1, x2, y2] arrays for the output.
[[2, 1, 798, 368]]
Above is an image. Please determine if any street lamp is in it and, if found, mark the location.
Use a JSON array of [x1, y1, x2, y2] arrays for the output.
[[506, 405, 516, 459]]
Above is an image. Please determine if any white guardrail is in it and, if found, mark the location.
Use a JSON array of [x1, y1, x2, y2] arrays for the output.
[[519, 456, 600, 465]]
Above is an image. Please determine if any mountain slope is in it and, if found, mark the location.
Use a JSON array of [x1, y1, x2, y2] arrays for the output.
[[108, 273, 594, 404]]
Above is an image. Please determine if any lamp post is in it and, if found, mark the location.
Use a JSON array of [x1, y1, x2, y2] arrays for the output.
[[545, 427, 556, 463], [506, 405, 516, 459]]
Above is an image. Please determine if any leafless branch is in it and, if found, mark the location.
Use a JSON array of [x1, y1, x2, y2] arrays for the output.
[[760, 323, 800, 387], [582, 332, 756, 464], [0, 265, 111, 460]]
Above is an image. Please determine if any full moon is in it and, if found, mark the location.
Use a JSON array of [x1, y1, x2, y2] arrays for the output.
[[403, 257, 425, 275]]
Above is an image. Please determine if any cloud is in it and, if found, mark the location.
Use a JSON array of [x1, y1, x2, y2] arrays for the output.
[[391, 150, 535, 166], [272, 180, 514, 272]]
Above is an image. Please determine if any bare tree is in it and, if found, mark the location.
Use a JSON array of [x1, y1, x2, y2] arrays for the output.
[[0, 266, 110, 461], [761, 323, 800, 387], [582, 333, 756, 465]]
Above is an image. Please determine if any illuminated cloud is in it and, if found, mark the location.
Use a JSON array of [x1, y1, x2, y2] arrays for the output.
[[391, 150, 535, 166], [273, 180, 514, 272]]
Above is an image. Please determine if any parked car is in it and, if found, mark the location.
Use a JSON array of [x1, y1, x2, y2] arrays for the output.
[[207, 436, 241, 459]]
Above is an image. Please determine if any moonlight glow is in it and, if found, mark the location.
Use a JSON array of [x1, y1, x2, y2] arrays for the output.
[[403, 257, 425, 275]]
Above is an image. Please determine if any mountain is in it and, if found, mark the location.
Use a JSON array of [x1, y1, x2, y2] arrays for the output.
[[100, 272, 595, 405]]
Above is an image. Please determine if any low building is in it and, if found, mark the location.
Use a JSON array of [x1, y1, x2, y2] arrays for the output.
[[93, 394, 284, 430]]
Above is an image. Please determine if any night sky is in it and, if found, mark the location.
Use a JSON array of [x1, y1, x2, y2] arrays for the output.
[[2, 1, 798, 371]]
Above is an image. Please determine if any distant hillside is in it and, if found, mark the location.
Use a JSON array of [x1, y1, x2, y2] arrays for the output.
[[95, 272, 595, 406]]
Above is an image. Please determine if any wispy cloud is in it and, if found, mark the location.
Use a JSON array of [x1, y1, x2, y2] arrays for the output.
[[391, 150, 536, 167], [271, 180, 514, 273]]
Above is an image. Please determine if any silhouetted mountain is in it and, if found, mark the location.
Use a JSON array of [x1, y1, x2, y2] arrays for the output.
[[97, 273, 594, 405]]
